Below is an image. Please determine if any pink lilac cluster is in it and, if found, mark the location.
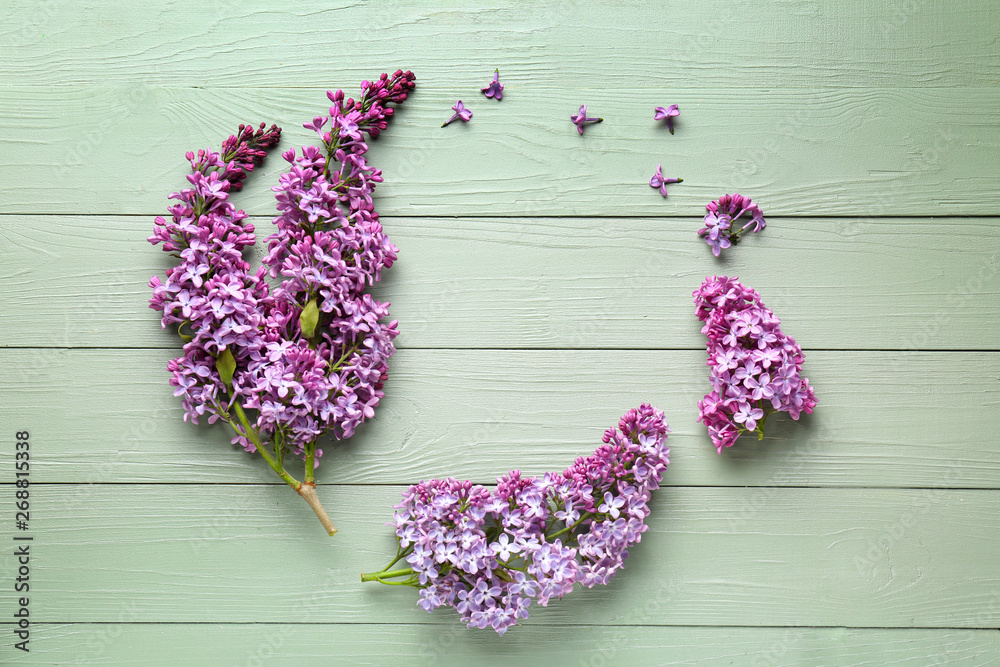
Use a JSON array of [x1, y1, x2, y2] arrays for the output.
[[148, 123, 281, 426], [694, 276, 817, 453], [363, 405, 670, 635], [149, 71, 416, 466], [698, 193, 766, 256]]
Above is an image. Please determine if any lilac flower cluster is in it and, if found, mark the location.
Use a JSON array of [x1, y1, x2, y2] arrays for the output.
[[148, 123, 281, 427], [149, 71, 416, 534], [361, 405, 670, 635], [694, 276, 817, 453], [255, 70, 415, 453], [698, 193, 767, 256]]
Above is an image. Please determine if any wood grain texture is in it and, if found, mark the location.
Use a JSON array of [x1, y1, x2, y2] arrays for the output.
[[25, 624, 1000, 666], [2, 215, 998, 350], [11, 484, 1000, 628], [4, 349, 998, 487], [0, 85, 997, 217], [2, 1, 998, 88], [2, 0, 998, 662]]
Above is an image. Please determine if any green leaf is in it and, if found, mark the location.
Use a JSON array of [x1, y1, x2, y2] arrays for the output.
[[216, 347, 236, 389], [299, 298, 319, 338]]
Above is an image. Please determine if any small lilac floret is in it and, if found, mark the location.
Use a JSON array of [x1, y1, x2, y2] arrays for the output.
[[570, 104, 603, 135], [653, 104, 680, 134], [649, 164, 683, 197], [442, 100, 473, 127], [481, 69, 504, 100]]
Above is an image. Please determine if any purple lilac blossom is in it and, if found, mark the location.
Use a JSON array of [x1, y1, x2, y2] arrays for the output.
[[481, 69, 504, 100], [693, 276, 817, 453], [649, 164, 682, 197], [149, 123, 281, 427], [442, 100, 473, 126], [697, 193, 766, 257], [361, 404, 670, 635], [653, 104, 680, 134], [570, 104, 603, 134], [149, 72, 416, 477]]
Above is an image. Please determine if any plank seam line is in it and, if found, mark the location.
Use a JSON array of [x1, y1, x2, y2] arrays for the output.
[[17, 622, 1000, 631], [0, 213, 991, 220], [4, 347, 999, 353], [13, 483, 1000, 491], [7, 84, 995, 90]]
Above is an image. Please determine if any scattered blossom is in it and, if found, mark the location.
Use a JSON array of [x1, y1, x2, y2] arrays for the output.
[[442, 100, 473, 127], [149, 71, 417, 534], [653, 104, 680, 134], [649, 164, 682, 197], [570, 104, 602, 134], [481, 69, 504, 100], [697, 193, 766, 256], [362, 405, 670, 635], [693, 276, 817, 453]]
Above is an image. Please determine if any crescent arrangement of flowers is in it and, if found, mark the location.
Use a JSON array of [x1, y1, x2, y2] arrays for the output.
[[361, 404, 670, 635], [147, 68, 815, 635]]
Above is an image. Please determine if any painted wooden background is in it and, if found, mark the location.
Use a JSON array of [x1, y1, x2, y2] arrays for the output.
[[2, 0, 999, 664]]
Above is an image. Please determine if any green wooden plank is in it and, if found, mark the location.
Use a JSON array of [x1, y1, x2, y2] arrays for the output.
[[3, 349, 998, 488], [6, 484, 999, 627], [0, 85, 997, 217], [2, 1, 998, 88], [18, 624, 1000, 666], [2, 216, 998, 350]]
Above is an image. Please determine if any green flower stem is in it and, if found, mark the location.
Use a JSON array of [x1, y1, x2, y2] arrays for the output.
[[381, 547, 408, 572], [756, 406, 774, 439], [274, 430, 285, 472], [229, 401, 337, 536], [361, 567, 415, 583], [231, 402, 298, 488], [304, 441, 316, 485], [546, 512, 594, 542], [330, 343, 361, 373]]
